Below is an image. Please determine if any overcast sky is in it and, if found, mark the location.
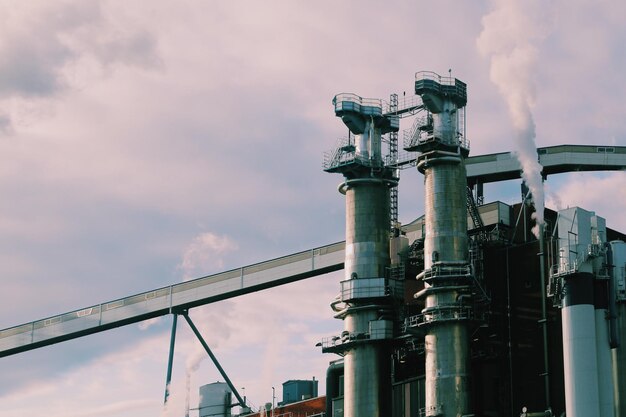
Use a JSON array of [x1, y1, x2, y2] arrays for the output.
[[1, 1, 625, 416]]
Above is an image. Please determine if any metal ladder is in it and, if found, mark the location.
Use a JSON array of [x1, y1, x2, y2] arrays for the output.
[[389, 93, 399, 232]]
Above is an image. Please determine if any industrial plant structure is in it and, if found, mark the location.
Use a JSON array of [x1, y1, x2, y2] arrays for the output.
[[1, 71, 626, 417], [319, 71, 626, 417]]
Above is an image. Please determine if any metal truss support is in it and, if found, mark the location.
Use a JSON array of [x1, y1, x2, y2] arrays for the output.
[[181, 311, 247, 408]]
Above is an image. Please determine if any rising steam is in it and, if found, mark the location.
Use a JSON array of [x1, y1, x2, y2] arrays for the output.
[[477, 0, 555, 238]]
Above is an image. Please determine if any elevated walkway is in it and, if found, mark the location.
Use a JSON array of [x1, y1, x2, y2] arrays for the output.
[[466, 144, 626, 184], [390, 144, 626, 181], [2, 144, 624, 358], [0, 243, 344, 357]]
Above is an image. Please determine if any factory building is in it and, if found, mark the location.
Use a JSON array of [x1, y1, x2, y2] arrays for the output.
[[321, 71, 626, 417], [2, 69, 626, 417], [241, 396, 326, 417], [236, 378, 323, 417], [279, 379, 319, 406]]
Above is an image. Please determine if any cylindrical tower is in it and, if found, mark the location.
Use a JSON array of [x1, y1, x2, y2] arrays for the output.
[[595, 278, 614, 417], [322, 93, 401, 417], [550, 207, 613, 417], [406, 71, 473, 417], [199, 382, 232, 417], [561, 273, 601, 417], [611, 240, 626, 417]]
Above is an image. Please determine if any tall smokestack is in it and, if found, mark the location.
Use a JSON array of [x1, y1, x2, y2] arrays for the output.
[[322, 93, 401, 417], [407, 71, 473, 417]]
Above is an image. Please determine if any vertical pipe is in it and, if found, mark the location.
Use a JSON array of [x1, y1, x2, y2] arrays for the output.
[[325, 361, 343, 416], [164, 313, 178, 404], [613, 303, 626, 417], [538, 227, 551, 409], [611, 240, 626, 417], [506, 248, 515, 417], [595, 278, 615, 417]]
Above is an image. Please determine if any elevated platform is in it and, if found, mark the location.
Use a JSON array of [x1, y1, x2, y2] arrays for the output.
[[414, 71, 467, 110], [323, 137, 395, 175], [333, 93, 399, 134]]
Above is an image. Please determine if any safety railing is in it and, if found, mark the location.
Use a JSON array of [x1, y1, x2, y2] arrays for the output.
[[419, 264, 472, 282], [320, 324, 394, 350], [403, 116, 469, 151], [415, 71, 455, 86], [383, 94, 423, 116], [333, 93, 383, 116], [415, 71, 467, 99], [322, 137, 386, 171], [339, 277, 403, 302], [406, 303, 475, 328], [421, 303, 474, 324]]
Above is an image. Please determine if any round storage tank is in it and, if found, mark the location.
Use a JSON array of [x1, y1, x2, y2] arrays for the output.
[[199, 382, 232, 417]]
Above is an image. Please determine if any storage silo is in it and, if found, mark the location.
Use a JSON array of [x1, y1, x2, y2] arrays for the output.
[[199, 382, 232, 417]]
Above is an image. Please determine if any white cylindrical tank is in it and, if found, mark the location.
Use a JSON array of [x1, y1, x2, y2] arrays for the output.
[[594, 279, 614, 417], [611, 241, 626, 417], [562, 272, 601, 417], [199, 382, 232, 417]]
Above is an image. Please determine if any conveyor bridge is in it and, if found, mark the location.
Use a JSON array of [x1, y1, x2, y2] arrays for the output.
[[1, 144, 625, 358], [0, 243, 344, 357], [392, 144, 626, 184]]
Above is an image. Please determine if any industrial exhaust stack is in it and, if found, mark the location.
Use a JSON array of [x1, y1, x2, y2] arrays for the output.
[[321, 93, 401, 417], [405, 71, 473, 417], [548, 207, 616, 417]]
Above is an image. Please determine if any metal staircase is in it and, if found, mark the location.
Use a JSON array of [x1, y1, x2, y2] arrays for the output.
[[467, 186, 486, 239]]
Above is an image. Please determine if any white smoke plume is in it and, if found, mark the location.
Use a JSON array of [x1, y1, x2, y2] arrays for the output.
[[179, 232, 238, 281], [477, 0, 555, 238]]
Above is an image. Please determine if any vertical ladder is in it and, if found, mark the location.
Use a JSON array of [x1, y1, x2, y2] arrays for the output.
[[389, 93, 399, 233]]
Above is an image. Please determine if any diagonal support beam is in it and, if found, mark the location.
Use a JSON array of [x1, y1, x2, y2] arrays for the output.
[[181, 311, 246, 408], [164, 313, 178, 404]]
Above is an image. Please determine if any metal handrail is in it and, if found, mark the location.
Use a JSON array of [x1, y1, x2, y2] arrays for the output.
[[1, 241, 345, 357], [339, 277, 403, 301], [420, 264, 472, 281], [322, 137, 389, 171], [320, 326, 393, 349], [333, 93, 383, 116], [403, 117, 469, 150], [415, 71, 455, 86]]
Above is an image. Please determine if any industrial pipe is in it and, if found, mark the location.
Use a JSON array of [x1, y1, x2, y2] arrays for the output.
[[538, 226, 551, 409], [606, 243, 620, 348], [325, 360, 344, 416]]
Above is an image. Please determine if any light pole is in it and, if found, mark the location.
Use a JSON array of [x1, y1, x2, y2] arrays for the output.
[[272, 386, 275, 417]]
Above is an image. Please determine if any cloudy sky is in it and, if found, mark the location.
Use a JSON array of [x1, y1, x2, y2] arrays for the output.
[[0, 1, 625, 416]]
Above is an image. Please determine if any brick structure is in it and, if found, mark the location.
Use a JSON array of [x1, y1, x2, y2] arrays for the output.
[[243, 396, 326, 417]]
